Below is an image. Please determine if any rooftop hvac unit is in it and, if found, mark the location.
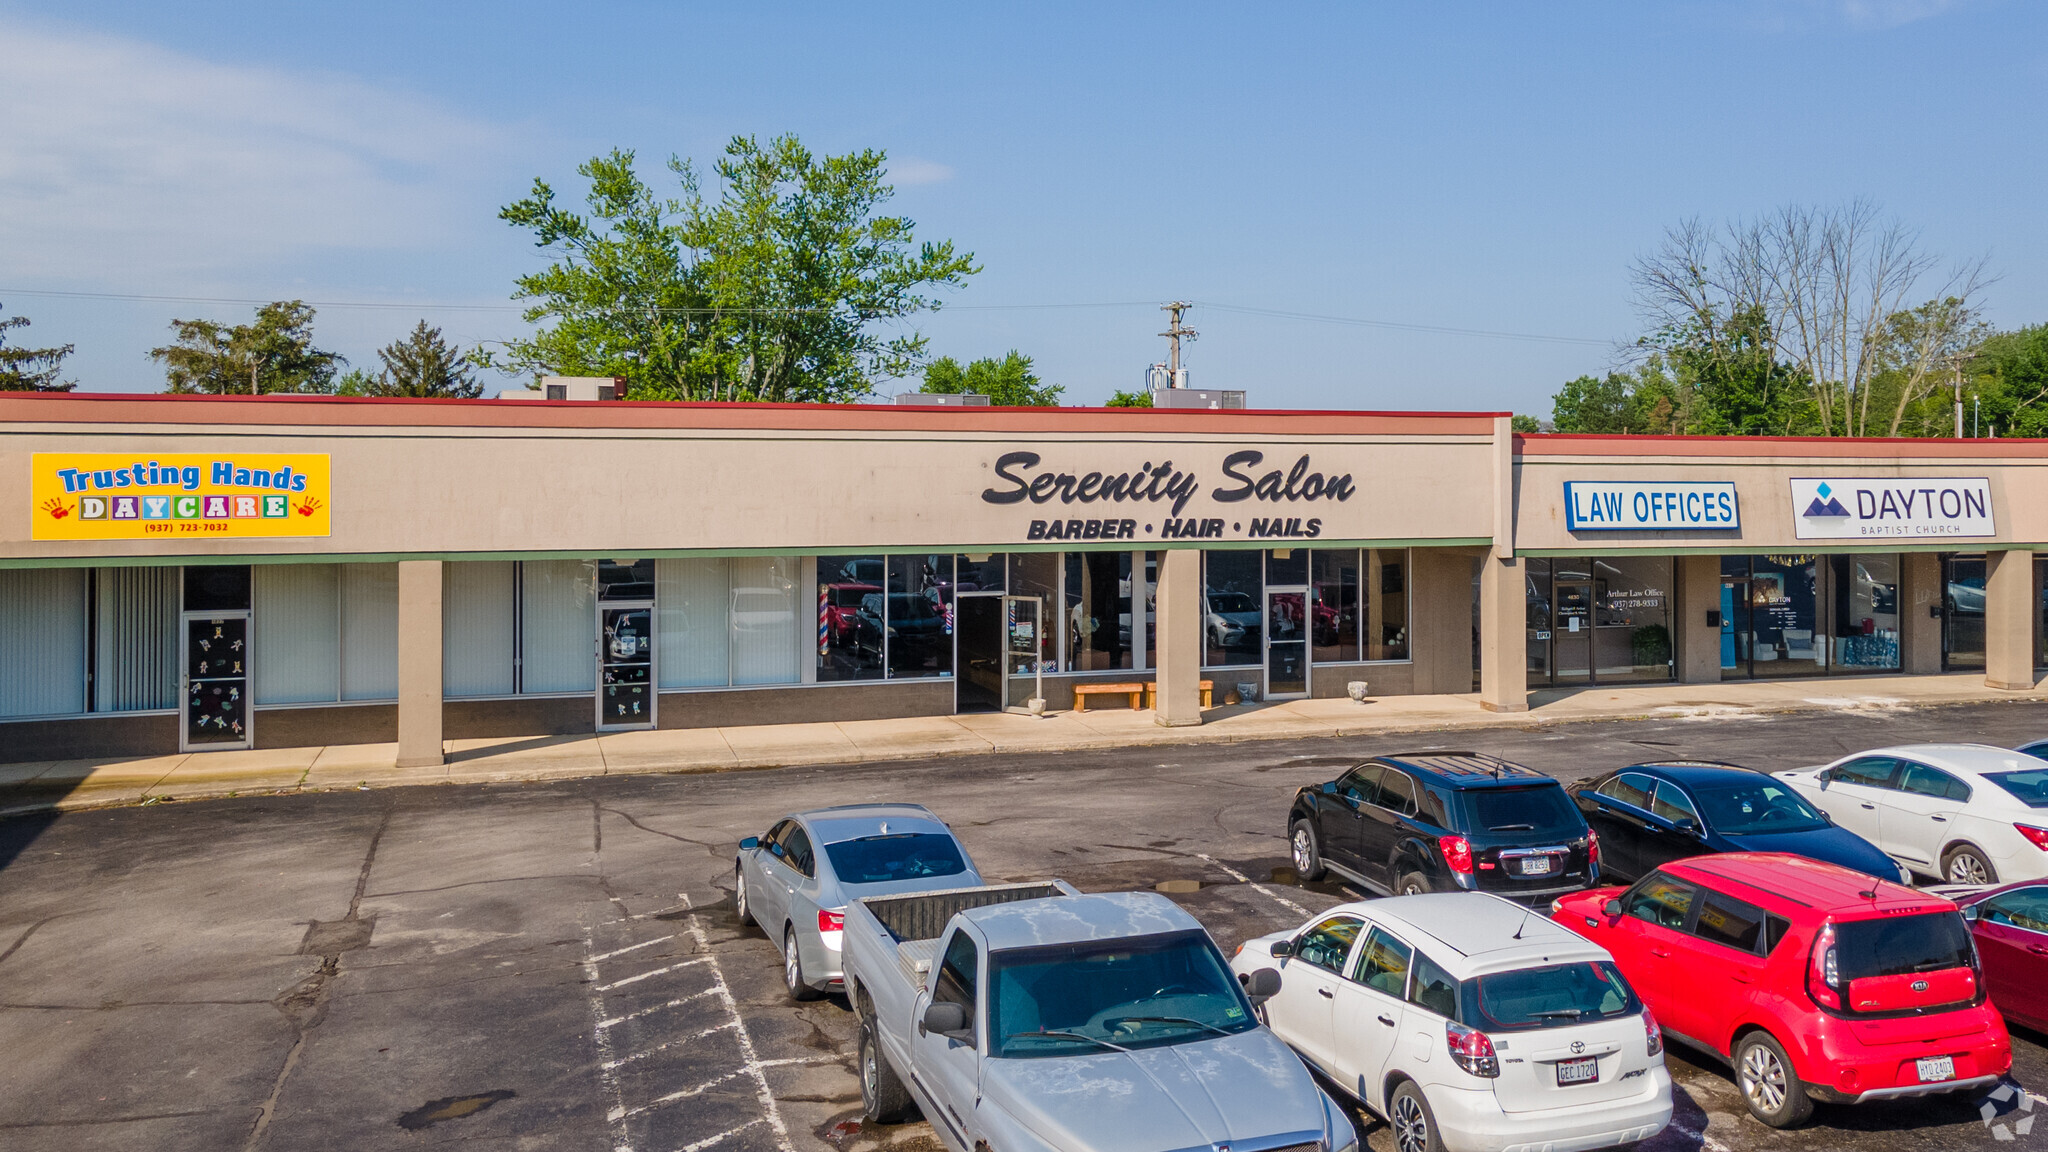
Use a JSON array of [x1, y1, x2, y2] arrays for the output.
[[1152, 387, 1246, 410], [500, 376, 626, 401], [894, 392, 990, 407]]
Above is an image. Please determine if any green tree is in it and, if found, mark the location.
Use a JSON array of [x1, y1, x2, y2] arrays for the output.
[[1510, 414, 1541, 433], [1663, 306, 1814, 436], [149, 301, 344, 395], [1966, 324, 2048, 438], [487, 136, 978, 403], [1551, 372, 1633, 433], [1104, 389, 1152, 408], [0, 305, 75, 391], [921, 351, 1062, 406], [348, 321, 482, 398]]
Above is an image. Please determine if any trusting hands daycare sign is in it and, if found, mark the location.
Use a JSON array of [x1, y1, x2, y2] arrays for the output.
[[31, 454, 330, 540], [1564, 481, 1741, 532]]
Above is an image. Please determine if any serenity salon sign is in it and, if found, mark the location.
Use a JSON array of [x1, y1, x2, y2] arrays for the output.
[[980, 449, 1356, 542]]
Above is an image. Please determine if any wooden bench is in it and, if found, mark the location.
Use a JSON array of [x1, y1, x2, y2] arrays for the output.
[[1144, 681, 1214, 710], [1072, 682, 1146, 711]]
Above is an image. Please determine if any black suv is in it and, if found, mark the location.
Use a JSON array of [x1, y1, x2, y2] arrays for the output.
[[1287, 752, 1599, 898]]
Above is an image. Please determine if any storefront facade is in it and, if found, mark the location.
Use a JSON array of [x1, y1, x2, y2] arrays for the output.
[[2, 394, 2044, 765]]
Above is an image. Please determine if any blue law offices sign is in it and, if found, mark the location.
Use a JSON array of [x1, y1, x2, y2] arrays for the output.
[[1563, 481, 1741, 531], [1790, 477, 1994, 540]]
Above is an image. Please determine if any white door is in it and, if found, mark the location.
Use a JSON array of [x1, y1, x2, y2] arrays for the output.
[[1331, 925, 1415, 1106], [1814, 756, 1897, 842], [1266, 915, 1361, 1073], [1879, 761, 1969, 871]]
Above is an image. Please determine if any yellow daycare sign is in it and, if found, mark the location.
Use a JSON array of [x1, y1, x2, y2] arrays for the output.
[[32, 453, 331, 540]]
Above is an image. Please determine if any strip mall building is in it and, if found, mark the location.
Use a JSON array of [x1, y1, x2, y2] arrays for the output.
[[2, 393, 2043, 768]]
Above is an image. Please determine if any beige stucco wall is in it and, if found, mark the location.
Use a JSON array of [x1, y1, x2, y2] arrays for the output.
[[1, 421, 1495, 563]]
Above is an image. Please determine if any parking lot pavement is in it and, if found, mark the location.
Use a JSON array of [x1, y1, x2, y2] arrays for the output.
[[4, 699, 2048, 1151]]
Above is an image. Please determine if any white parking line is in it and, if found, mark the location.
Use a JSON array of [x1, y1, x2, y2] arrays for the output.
[[596, 958, 709, 992], [601, 1021, 736, 1069], [677, 893, 797, 1152], [582, 925, 638, 1152], [1666, 1120, 1733, 1152], [597, 991, 723, 1031], [677, 1119, 766, 1152], [1197, 853, 1311, 916], [589, 935, 676, 963]]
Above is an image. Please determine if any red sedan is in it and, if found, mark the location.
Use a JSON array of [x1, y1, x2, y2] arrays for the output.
[[1952, 880, 2048, 1033]]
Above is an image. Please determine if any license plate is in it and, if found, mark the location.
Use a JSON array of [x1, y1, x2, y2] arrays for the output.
[[1556, 1056, 1599, 1085], [1519, 856, 1555, 876], [1916, 1056, 1956, 1083]]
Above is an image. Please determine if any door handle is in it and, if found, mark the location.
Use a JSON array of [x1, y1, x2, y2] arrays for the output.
[[1378, 1014, 1396, 1027], [1860, 803, 1876, 810], [1318, 988, 1335, 999], [1931, 815, 1948, 823], [1732, 972, 1753, 984], [1649, 948, 1670, 958], [2029, 945, 2048, 956]]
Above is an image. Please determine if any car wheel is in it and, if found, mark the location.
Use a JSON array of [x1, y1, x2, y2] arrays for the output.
[[1291, 820, 1326, 882], [1942, 844, 1997, 886], [859, 1013, 916, 1124], [1735, 1032, 1813, 1128], [1397, 870, 1431, 896], [784, 927, 821, 1002], [734, 870, 754, 928], [1389, 1080, 1445, 1152]]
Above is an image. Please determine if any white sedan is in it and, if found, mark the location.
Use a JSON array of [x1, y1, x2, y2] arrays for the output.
[[1774, 744, 2048, 885]]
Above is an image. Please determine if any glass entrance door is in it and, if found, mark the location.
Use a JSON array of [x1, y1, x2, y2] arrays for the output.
[[1553, 580, 1593, 683], [1944, 554, 1987, 671], [1266, 590, 1307, 698], [182, 613, 251, 751], [1002, 595, 1044, 712], [599, 605, 655, 729]]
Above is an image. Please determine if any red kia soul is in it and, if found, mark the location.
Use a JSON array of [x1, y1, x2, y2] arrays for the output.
[[1552, 851, 2010, 1128]]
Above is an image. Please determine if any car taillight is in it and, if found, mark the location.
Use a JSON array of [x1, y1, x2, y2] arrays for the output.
[[1587, 831, 1600, 865], [818, 909, 844, 934], [1438, 834, 1474, 875], [1643, 1005, 1663, 1057], [1446, 1020, 1499, 1077], [1807, 921, 1841, 1010], [2016, 824, 2048, 851]]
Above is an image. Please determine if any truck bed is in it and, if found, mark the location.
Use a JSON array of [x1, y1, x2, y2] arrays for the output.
[[856, 881, 1069, 993]]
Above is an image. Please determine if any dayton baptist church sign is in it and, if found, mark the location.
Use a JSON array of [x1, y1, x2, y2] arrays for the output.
[[980, 449, 1355, 542]]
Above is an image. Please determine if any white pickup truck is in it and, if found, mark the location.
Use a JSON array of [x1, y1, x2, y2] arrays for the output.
[[841, 880, 1359, 1152]]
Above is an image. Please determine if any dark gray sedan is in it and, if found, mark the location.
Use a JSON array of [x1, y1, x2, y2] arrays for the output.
[[735, 803, 983, 1001]]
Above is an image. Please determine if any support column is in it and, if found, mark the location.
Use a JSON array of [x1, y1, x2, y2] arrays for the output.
[[1478, 555, 1528, 713], [1678, 555, 1722, 684], [1902, 552, 1943, 674], [397, 560, 445, 767], [1154, 547, 1203, 726], [1985, 549, 2038, 691]]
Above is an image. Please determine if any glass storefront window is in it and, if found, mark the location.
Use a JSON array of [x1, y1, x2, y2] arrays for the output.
[[1203, 550, 1263, 667], [1065, 552, 1131, 670], [0, 567, 86, 718], [1829, 554, 1901, 671], [598, 558, 656, 601], [1944, 554, 1987, 671], [1367, 549, 1409, 661], [818, 554, 884, 681], [1010, 553, 1060, 671], [522, 559, 597, 692], [1311, 549, 1361, 663], [657, 558, 729, 688], [1524, 557, 1552, 680], [1591, 557, 1673, 680], [1747, 555, 1822, 676], [884, 555, 953, 679], [954, 554, 1005, 595], [1266, 548, 1308, 586]]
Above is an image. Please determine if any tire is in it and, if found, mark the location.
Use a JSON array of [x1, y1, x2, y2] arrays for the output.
[[1942, 844, 1998, 886], [1291, 820, 1326, 882], [1734, 1032, 1813, 1129], [1397, 870, 1432, 896], [734, 869, 754, 928], [1388, 1080, 1445, 1152], [859, 1014, 915, 1124], [784, 927, 821, 1002]]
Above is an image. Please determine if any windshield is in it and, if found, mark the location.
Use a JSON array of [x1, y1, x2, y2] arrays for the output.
[[821, 833, 967, 885], [1463, 962, 1639, 1033], [1984, 768, 2048, 809], [1206, 593, 1255, 613], [1834, 912, 1975, 982], [1692, 778, 1829, 834], [989, 929, 1257, 1058], [889, 594, 939, 621], [1460, 785, 1582, 835]]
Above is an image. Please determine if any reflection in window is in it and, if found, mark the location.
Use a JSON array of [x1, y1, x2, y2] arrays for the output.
[[1066, 552, 1132, 670], [1592, 556, 1672, 680], [1830, 554, 1900, 671], [1312, 549, 1361, 663], [1368, 549, 1409, 661], [884, 555, 954, 679], [954, 554, 1006, 595], [1010, 553, 1060, 671], [818, 555, 885, 682], [1202, 550, 1262, 667]]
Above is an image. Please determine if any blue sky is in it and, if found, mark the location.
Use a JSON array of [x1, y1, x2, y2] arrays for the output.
[[2, 1, 2042, 412]]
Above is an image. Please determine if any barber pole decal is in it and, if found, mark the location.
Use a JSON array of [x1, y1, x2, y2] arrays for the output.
[[819, 586, 830, 656]]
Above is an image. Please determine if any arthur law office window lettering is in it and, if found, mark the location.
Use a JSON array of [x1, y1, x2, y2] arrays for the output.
[[1529, 557, 1673, 685]]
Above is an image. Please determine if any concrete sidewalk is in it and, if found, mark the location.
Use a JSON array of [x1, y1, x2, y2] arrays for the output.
[[5, 671, 2045, 817]]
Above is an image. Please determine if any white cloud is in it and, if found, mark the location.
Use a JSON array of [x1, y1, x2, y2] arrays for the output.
[[888, 156, 956, 186], [0, 17, 511, 284]]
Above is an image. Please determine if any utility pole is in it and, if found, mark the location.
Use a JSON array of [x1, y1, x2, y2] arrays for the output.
[[1953, 355, 1965, 439], [1159, 301, 1197, 386]]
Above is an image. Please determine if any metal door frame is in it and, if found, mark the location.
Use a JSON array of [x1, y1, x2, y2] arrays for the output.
[[596, 599, 657, 731], [179, 609, 253, 752], [952, 591, 1004, 714], [1263, 586, 1309, 700], [1552, 579, 1595, 683], [1001, 595, 1045, 713]]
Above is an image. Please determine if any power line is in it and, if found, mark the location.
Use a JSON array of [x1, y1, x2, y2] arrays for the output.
[[0, 286, 1617, 345]]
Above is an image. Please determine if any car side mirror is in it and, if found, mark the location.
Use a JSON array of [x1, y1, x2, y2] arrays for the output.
[[1819, 810, 1834, 825], [1268, 939, 1293, 958], [1603, 898, 1623, 918], [1320, 781, 1337, 795], [921, 1000, 969, 1039], [1961, 904, 1981, 923], [1675, 817, 1703, 839], [1242, 967, 1282, 1003], [738, 836, 759, 850]]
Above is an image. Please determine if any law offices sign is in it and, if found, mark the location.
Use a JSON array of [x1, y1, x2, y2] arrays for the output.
[[1790, 477, 1994, 540]]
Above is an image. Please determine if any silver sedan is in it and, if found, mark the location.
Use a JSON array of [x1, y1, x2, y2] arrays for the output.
[[734, 803, 983, 1001]]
